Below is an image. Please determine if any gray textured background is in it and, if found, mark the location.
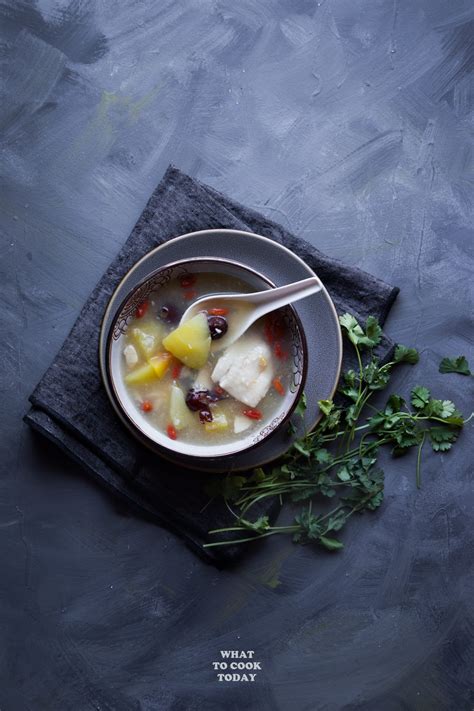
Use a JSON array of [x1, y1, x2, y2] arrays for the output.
[[1, 1, 473, 709]]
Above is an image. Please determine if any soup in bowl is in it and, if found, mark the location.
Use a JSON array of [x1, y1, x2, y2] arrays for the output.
[[106, 258, 307, 459]]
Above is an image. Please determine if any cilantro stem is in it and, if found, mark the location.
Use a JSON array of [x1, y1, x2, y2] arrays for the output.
[[416, 431, 426, 489], [321, 423, 371, 440], [414, 415, 464, 426], [238, 489, 293, 513], [355, 344, 363, 399], [318, 504, 344, 521], [204, 527, 299, 548]]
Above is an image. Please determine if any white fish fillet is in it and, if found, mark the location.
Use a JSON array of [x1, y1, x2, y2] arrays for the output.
[[211, 334, 274, 408]]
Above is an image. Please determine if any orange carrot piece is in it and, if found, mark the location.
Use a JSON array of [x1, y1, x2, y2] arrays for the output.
[[273, 377, 285, 395]]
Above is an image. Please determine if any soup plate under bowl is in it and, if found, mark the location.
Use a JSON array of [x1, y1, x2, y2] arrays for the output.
[[102, 257, 308, 461]]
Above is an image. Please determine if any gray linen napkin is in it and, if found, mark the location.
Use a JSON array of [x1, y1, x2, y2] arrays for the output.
[[24, 166, 399, 565]]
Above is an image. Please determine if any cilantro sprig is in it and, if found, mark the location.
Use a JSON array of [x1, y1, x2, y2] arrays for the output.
[[204, 314, 472, 552], [439, 356, 471, 376]]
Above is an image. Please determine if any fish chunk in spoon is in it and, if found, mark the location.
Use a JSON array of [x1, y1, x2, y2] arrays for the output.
[[211, 333, 274, 408]]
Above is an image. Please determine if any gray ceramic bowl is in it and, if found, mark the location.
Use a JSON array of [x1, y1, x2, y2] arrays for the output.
[[103, 257, 308, 459]]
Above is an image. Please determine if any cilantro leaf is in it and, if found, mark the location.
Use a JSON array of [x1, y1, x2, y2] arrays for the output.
[[294, 439, 311, 457], [342, 476, 384, 510], [318, 480, 336, 498], [293, 508, 323, 542], [337, 466, 352, 482], [343, 370, 357, 387], [394, 345, 419, 364], [442, 413, 465, 427], [319, 536, 344, 551], [339, 313, 382, 348], [275, 462, 304, 481], [439, 400, 455, 419], [385, 394, 406, 413], [411, 386, 431, 409], [326, 511, 347, 531], [424, 398, 450, 418], [365, 489, 384, 511], [429, 427, 459, 452], [319, 406, 342, 432], [339, 385, 360, 401], [249, 468, 266, 484], [318, 399, 334, 416], [241, 516, 271, 533], [205, 474, 246, 500], [291, 485, 321, 502], [364, 316, 382, 347], [363, 361, 390, 390], [294, 392, 307, 418], [315, 448, 333, 464], [394, 428, 422, 448], [439, 356, 471, 376], [345, 403, 359, 426], [339, 313, 364, 345]]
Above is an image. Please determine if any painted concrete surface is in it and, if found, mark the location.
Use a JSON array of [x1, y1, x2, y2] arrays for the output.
[[1, 1, 473, 709]]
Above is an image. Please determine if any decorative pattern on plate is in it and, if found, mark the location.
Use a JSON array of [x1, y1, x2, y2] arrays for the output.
[[112, 266, 187, 340], [253, 412, 287, 444], [277, 306, 305, 393]]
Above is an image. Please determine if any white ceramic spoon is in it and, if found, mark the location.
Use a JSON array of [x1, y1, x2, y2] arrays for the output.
[[180, 276, 322, 351]]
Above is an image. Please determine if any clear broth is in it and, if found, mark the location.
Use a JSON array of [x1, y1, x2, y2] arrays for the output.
[[121, 272, 293, 445]]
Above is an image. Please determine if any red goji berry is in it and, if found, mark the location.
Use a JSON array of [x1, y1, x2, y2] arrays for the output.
[[180, 274, 197, 288], [208, 307, 228, 316], [273, 342, 287, 359], [135, 301, 149, 318], [167, 424, 177, 440], [184, 289, 198, 301], [141, 400, 153, 412], [243, 409, 262, 420], [171, 361, 182, 379]]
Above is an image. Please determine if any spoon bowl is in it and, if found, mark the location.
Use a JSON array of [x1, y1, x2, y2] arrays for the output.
[[180, 277, 322, 350]]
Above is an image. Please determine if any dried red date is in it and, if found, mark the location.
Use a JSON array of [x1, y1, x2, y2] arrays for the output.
[[198, 408, 213, 423], [207, 315, 228, 340]]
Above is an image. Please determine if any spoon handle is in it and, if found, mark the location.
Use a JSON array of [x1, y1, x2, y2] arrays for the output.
[[251, 277, 322, 317]]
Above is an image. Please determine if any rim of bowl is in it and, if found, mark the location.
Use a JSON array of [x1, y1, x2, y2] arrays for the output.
[[103, 256, 309, 459]]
